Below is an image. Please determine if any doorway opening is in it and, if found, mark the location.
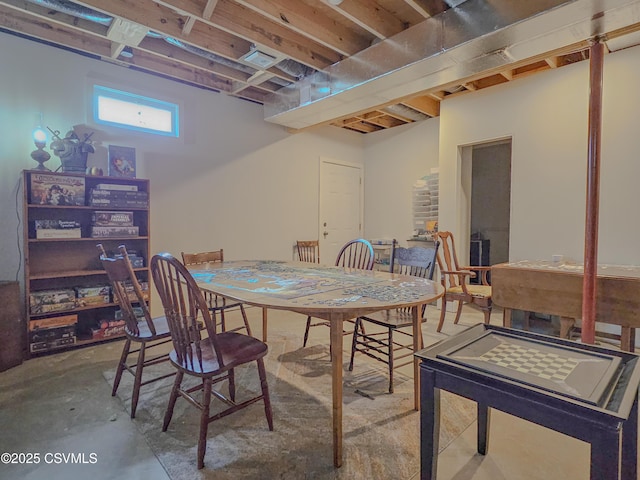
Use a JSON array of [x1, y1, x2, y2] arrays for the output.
[[460, 139, 512, 274]]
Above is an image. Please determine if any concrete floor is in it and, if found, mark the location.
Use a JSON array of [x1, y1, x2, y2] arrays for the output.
[[0, 304, 616, 479]]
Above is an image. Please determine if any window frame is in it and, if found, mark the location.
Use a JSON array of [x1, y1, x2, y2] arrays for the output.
[[92, 85, 180, 137]]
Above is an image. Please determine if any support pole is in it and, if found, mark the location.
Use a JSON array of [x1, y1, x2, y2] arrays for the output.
[[581, 39, 604, 345]]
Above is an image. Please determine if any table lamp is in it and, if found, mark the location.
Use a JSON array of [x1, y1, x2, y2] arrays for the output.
[[30, 125, 51, 171]]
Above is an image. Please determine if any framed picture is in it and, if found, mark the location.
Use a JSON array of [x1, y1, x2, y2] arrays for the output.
[[108, 145, 136, 178]]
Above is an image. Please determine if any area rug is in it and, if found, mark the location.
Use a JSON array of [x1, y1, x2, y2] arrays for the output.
[[104, 333, 476, 480]]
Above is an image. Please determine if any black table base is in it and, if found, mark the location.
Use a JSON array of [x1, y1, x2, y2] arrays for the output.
[[417, 324, 640, 480]]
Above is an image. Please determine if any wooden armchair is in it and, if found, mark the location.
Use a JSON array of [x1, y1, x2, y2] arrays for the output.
[[434, 231, 492, 331]]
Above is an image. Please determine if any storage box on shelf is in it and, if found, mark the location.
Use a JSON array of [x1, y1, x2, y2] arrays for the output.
[[22, 170, 151, 356]]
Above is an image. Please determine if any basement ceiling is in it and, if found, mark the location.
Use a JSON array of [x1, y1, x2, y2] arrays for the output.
[[1, 0, 640, 134]]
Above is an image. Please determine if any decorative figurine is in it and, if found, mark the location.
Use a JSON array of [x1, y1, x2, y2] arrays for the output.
[[48, 127, 95, 173]]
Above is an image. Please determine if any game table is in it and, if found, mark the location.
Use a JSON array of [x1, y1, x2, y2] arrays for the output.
[[492, 261, 640, 351], [187, 260, 444, 468], [416, 324, 640, 480]]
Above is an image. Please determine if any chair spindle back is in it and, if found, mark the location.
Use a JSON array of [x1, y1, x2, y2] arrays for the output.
[[99, 244, 156, 337], [151, 253, 223, 372], [335, 238, 375, 270], [296, 240, 320, 264]]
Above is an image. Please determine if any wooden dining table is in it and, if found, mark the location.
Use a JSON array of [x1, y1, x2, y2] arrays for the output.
[[187, 260, 444, 468]]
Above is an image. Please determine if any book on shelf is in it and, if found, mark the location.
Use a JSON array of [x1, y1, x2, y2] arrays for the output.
[[94, 183, 138, 192], [91, 211, 134, 226], [90, 225, 139, 238], [29, 173, 85, 206]]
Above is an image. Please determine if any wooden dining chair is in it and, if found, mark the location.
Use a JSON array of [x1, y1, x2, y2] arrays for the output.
[[302, 238, 375, 347], [98, 244, 174, 419], [150, 252, 273, 470], [334, 238, 375, 270], [296, 240, 321, 346], [296, 240, 320, 264], [348, 241, 439, 393], [181, 249, 252, 336], [434, 231, 492, 331]]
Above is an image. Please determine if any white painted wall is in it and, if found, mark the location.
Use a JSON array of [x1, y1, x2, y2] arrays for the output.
[[0, 32, 364, 316], [439, 44, 640, 266], [5, 29, 640, 322], [362, 118, 440, 245]]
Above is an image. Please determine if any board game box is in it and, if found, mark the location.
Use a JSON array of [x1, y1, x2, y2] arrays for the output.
[[34, 220, 82, 239], [75, 285, 111, 306], [29, 173, 85, 206], [29, 324, 77, 353], [29, 289, 76, 314], [90, 225, 139, 238], [91, 211, 134, 226], [29, 314, 78, 331]]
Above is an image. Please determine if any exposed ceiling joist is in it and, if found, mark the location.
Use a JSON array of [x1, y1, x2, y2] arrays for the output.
[[1, 0, 640, 134]]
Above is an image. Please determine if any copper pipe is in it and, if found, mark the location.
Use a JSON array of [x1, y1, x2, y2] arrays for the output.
[[581, 39, 604, 344]]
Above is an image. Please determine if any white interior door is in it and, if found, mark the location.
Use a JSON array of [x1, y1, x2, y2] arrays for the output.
[[319, 158, 364, 264]]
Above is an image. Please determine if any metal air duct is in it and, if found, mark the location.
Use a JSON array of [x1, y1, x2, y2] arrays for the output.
[[264, 0, 640, 130]]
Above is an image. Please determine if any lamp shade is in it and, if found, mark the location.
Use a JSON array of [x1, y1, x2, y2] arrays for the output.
[[32, 126, 47, 146]]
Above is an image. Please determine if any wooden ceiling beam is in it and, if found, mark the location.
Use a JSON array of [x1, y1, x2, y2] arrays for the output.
[[232, 0, 371, 56], [326, 0, 405, 39], [545, 55, 561, 68], [152, 0, 341, 69], [137, 36, 250, 82], [403, 0, 449, 18], [359, 114, 408, 128], [181, 16, 196, 35], [500, 69, 513, 80], [202, 0, 219, 20], [401, 95, 439, 117]]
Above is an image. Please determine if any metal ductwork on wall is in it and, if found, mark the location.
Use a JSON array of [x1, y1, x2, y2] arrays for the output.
[[263, 0, 640, 130]]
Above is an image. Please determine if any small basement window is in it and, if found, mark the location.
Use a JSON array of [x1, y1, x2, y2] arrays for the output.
[[93, 85, 179, 137]]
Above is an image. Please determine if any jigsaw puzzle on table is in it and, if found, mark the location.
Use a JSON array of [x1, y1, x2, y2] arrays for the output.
[[190, 261, 381, 301], [189, 260, 433, 306], [438, 331, 622, 406]]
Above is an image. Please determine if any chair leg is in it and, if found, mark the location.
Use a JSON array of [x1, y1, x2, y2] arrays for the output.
[[239, 304, 252, 337], [197, 377, 213, 470], [228, 368, 236, 402], [112, 338, 131, 396], [219, 304, 227, 332], [453, 301, 464, 324], [130, 341, 146, 418], [348, 318, 361, 372], [388, 327, 394, 394], [163, 371, 183, 432], [303, 316, 312, 347], [483, 308, 491, 325], [437, 298, 448, 332], [257, 358, 274, 431]]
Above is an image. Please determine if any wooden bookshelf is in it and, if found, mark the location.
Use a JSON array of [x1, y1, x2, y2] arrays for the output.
[[22, 170, 151, 356]]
